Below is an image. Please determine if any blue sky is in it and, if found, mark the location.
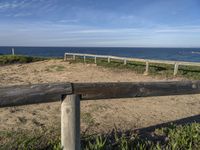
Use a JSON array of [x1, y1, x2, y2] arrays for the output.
[[0, 0, 200, 47]]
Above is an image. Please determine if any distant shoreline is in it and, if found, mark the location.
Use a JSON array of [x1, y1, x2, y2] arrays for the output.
[[1, 46, 200, 62]]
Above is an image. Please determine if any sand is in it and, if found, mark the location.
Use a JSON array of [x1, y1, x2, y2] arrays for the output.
[[0, 59, 199, 133]]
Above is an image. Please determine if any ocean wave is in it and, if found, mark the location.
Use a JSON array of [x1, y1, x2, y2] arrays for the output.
[[191, 51, 200, 54]]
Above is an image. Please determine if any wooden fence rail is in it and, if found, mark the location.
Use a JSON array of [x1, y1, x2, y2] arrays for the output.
[[1, 81, 200, 149], [64, 52, 200, 76]]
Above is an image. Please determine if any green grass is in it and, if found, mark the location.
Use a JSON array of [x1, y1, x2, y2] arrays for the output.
[[81, 112, 95, 126], [0, 55, 47, 65], [82, 123, 200, 150], [0, 128, 61, 150], [67, 56, 200, 79], [1, 123, 199, 150], [45, 65, 66, 72]]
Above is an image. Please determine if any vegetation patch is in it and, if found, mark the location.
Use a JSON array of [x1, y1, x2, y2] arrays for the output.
[[81, 112, 95, 126], [0, 129, 61, 150], [82, 123, 200, 150], [0, 123, 199, 150], [45, 65, 66, 72], [67, 56, 200, 79], [3, 55, 200, 79], [0, 55, 47, 65]]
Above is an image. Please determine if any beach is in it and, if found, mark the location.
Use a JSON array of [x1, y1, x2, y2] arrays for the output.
[[0, 59, 199, 134]]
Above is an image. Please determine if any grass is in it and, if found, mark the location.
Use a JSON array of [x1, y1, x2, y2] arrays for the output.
[[0, 128, 61, 150], [82, 123, 200, 150], [67, 56, 200, 79], [45, 65, 66, 72], [2, 55, 200, 79], [1, 123, 199, 150], [0, 55, 47, 65], [81, 112, 95, 126], [1, 55, 200, 149]]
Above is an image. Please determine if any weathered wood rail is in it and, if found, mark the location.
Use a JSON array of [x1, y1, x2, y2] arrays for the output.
[[1, 81, 200, 149], [64, 52, 200, 76]]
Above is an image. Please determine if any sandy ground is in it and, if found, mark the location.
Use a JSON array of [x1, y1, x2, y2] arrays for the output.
[[0, 60, 200, 134]]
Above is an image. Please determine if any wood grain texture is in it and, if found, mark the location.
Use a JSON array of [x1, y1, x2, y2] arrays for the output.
[[0, 83, 72, 107], [73, 81, 200, 100], [1, 81, 200, 106], [61, 94, 80, 150]]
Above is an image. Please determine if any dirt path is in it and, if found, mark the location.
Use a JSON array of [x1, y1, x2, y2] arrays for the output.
[[0, 60, 199, 133]]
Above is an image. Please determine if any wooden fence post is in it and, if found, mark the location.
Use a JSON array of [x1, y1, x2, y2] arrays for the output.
[[94, 56, 97, 64], [61, 94, 80, 150], [84, 55, 86, 63], [64, 54, 67, 61], [174, 63, 179, 76], [73, 55, 76, 60], [12, 48, 15, 55], [144, 61, 149, 75], [108, 57, 110, 63], [124, 59, 127, 65]]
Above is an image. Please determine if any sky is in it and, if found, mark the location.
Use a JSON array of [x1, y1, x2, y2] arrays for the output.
[[0, 0, 200, 47]]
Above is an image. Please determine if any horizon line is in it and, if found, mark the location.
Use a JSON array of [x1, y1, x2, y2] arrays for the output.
[[0, 45, 200, 49]]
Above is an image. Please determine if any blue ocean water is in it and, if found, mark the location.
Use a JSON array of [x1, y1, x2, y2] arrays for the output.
[[0, 46, 200, 62]]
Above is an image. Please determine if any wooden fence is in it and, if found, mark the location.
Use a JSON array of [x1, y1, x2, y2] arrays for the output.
[[1, 81, 200, 149], [64, 52, 200, 76]]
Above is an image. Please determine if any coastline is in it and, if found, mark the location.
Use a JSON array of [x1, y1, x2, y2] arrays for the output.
[[1, 46, 200, 62]]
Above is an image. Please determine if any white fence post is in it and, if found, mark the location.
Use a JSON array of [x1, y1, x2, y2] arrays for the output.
[[64, 53, 67, 61], [174, 63, 179, 76], [124, 59, 127, 65], [94, 56, 97, 64], [108, 57, 110, 63], [144, 61, 149, 75], [73, 55, 76, 60], [84, 55, 86, 63], [12, 48, 15, 55], [61, 94, 80, 150]]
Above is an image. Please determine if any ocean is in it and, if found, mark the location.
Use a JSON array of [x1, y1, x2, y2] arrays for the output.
[[1, 46, 200, 62]]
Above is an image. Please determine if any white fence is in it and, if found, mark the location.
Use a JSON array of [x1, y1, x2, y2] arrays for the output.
[[64, 52, 200, 76]]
